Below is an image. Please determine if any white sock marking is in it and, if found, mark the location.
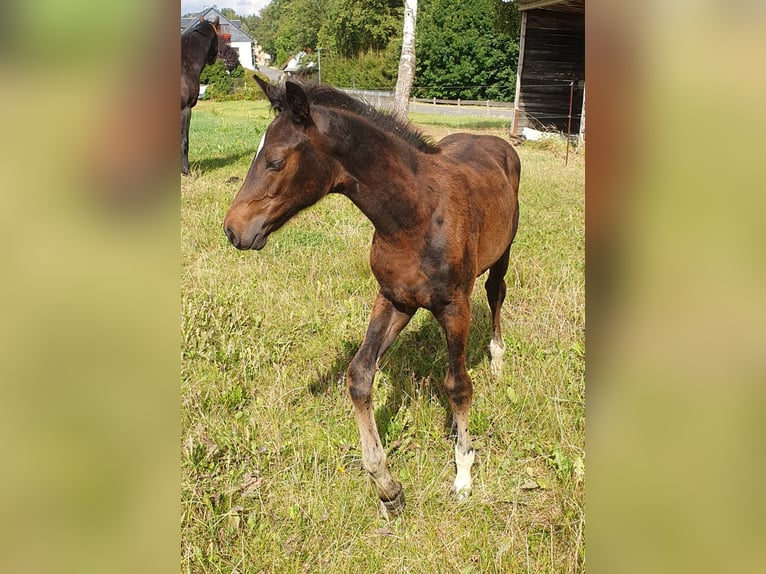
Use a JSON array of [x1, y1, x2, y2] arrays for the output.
[[489, 339, 505, 376], [453, 446, 475, 500]]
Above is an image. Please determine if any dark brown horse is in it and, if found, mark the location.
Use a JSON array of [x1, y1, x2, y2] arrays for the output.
[[224, 79, 520, 516], [181, 16, 219, 175]]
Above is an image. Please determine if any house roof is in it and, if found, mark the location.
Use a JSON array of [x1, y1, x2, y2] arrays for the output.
[[180, 7, 255, 43], [512, 0, 584, 11]]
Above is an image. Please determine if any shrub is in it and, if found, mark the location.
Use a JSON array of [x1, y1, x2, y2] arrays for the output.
[[319, 46, 399, 90], [199, 61, 262, 101]]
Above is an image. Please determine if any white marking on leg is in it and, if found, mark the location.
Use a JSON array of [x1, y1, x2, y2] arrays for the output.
[[489, 339, 505, 376], [452, 445, 475, 501], [359, 422, 387, 477]]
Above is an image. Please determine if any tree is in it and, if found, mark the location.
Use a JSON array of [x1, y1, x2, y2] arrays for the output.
[[219, 7, 238, 21], [318, 0, 400, 58], [251, 0, 285, 65], [274, 0, 326, 64], [415, 0, 518, 101], [392, 0, 417, 119]]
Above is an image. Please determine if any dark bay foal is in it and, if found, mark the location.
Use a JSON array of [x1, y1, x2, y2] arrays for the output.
[[224, 79, 520, 516]]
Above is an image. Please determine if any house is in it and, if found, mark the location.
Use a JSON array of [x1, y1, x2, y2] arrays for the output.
[[282, 51, 316, 78], [181, 6, 259, 70], [253, 44, 272, 68], [511, 0, 585, 137]]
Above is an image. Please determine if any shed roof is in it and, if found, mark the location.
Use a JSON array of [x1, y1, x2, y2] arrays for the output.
[[512, 0, 584, 11]]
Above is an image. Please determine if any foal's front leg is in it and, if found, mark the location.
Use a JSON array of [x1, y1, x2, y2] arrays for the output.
[[347, 292, 414, 517]]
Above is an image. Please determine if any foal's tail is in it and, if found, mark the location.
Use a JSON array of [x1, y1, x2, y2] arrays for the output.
[[504, 141, 522, 199], [502, 139, 521, 249]]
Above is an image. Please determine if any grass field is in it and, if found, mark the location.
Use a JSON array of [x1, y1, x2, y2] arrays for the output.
[[182, 100, 584, 573]]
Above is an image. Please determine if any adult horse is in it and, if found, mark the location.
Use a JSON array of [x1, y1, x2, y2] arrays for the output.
[[224, 79, 521, 516], [181, 16, 219, 175]]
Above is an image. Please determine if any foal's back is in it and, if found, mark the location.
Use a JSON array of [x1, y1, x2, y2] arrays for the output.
[[436, 133, 521, 273], [438, 133, 521, 194]]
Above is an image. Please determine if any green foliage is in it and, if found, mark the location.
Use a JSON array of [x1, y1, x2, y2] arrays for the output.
[[274, 0, 326, 64], [248, 1, 282, 62], [415, 0, 519, 101], [198, 61, 261, 101], [211, 0, 522, 99], [320, 43, 401, 90], [491, 0, 522, 36], [318, 0, 401, 58], [251, 0, 400, 66], [219, 7, 238, 21]]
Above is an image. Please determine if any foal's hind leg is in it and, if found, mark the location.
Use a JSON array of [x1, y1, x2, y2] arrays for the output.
[[485, 246, 511, 377], [435, 298, 476, 501], [347, 292, 414, 517]]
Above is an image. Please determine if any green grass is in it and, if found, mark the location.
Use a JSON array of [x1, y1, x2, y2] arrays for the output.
[[182, 100, 584, 573], [408, 112, 510, 132]]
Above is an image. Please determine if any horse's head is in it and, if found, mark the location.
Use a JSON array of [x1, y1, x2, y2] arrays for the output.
[[205, 16, 220, 65], [224, 79, 348, 250]]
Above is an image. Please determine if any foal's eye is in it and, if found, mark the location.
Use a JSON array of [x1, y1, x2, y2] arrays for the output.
[[266, 159, 284, 171]]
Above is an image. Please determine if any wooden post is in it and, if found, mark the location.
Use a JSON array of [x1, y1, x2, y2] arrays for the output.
[[511, 10, 528, 136], [578, 82, 586, 150], [566, 80, 574, 165]]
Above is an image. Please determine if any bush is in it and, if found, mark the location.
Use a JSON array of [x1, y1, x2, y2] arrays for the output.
[[219, 45, 241, 73], [319, 45, 399, 90], [199, 61, 263, 101]]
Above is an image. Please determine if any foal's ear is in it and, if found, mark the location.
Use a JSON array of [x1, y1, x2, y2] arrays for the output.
[[253, 75, 284, 113], [285, 81, 312, 126]]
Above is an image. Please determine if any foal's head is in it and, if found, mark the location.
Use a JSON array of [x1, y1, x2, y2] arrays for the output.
[[224, 79, 348, 250]]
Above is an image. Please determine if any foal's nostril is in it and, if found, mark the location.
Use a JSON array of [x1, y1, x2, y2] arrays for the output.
[[224, 224, 238, 247]]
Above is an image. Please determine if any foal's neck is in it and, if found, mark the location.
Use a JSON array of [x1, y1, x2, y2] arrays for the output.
[[332, 115, 428, 240]]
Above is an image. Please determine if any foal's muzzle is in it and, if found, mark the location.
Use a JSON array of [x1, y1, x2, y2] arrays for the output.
[[224, 222, 267, 251], [224, 224, 241, 248]]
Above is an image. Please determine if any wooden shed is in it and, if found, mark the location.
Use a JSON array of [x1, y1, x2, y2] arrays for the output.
[[511, 0, 585, 137]]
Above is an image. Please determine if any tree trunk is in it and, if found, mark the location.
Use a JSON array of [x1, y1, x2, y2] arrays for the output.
[[392, 0, 418, 121]]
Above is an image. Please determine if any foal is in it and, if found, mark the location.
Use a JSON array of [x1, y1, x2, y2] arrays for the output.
[[181, 16, 219, 175], [224, 79, 520, 516]]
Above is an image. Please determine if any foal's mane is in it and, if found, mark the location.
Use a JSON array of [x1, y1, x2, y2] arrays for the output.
[[287, 83, 440, 154]]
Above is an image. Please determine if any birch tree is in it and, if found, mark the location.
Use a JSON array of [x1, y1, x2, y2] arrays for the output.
[[392, 0, 417, 120]]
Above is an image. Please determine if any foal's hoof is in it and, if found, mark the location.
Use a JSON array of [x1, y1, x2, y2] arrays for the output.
[[450, 483, 472, 504], [379, 489, 405, 519], [489, 340, 505, 377]]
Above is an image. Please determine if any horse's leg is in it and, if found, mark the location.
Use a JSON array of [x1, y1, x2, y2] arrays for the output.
[[485, 245, 511, 376], [181, 106, 192, 176], [435, 298, 476, 501], [347, 291, 414, 517]]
